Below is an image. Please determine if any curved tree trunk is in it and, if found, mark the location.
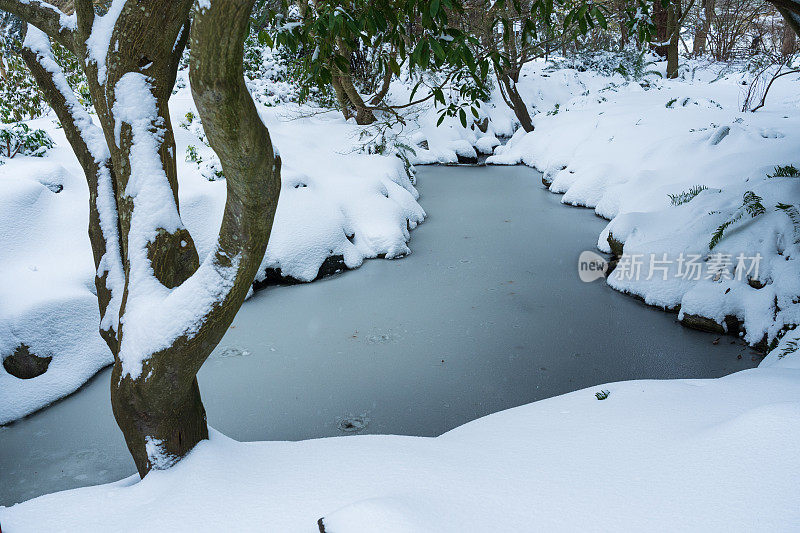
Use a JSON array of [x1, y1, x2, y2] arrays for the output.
[[336, 68, 376, 124], [770, 1, 800, 39], [331, 38, 376, 125], [369, 63, 393, 106], [111, 0, 281, 476], [497, 70, 533, 133], [5, 0, 281, 477], [331, 74, 355, 121]]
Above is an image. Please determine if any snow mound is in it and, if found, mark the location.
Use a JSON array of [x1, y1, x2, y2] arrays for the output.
[[2, 367, 798, 531], [0, 145, 112, 425]]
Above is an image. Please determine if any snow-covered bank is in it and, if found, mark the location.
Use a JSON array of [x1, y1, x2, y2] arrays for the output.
[[485, 59, 800, 352], [2, 362, 799, 532], [0, 72, 425, 425]]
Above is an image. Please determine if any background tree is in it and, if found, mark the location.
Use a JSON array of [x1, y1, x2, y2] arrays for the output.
[[692, 0, 715, 55], [264, 0, 495, 126], [0, 0, 281, 476]]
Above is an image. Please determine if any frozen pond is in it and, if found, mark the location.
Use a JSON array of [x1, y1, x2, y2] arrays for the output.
[[0, 165, 757, 506]]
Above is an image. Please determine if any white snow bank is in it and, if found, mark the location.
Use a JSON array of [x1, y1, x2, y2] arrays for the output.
[[2, 366, 799, 531], [0, 132, 112, 425], [487, 59, 800, 348]]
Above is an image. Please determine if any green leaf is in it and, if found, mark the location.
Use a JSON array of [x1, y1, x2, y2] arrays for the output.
[[390, 57, 401, 76], [459, 108, 467, 128], [430, 0, 440, 17], [333, 54, 350, 72]]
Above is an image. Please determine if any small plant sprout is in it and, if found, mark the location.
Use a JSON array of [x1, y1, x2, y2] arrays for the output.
[[595, 390, 610, 400], [185, 145, 201, 163]]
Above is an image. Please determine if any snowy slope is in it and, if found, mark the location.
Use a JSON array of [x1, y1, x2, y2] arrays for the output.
[[2, 362, 799, 532], [487, 59, 800, 350], [0, 72, 425, 424]]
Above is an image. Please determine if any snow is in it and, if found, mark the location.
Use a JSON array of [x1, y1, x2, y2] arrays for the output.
[[2, 367, 799, 531], [23, 25, 124, 334], [483, 58, 800, 349], [85, 0, 126, 85], [0, 143, 111, 424], [19, 0, 77, 32], [2, 45, 800, 528]]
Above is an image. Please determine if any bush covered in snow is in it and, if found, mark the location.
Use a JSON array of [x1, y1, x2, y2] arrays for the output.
[[0, 123, 53, 160]]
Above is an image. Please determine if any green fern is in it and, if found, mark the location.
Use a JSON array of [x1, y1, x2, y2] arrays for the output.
[[778, 339, 799, 360], [776, 203, 800, 245], [709, 191, 765, 249], [768, 165, 800, 178], [668, 185, 708, 206]]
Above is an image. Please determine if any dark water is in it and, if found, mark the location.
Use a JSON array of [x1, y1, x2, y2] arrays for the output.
[[0, 165, 756, 506]]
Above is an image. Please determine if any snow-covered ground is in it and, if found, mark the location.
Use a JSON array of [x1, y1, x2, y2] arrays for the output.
[[2, 52, 800, 530], [0, 70, 424, 424], [484, 59, 800, 353], [2, 361, 799, 531]]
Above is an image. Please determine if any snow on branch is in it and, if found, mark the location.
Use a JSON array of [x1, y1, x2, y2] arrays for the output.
[[0, 0, 76, 50], [113, 73, 243, 379], [85, 0, 125, 84], [23, 25, 125, 333]]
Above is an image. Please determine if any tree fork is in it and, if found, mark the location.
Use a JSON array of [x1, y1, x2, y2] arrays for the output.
[[109, 0, 282, 477]]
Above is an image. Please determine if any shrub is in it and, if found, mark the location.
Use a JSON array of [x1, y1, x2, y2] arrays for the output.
[[0, 122, 53, 159]]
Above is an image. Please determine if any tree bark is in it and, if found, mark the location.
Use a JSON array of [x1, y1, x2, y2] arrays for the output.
[[770, 1, 800, 39], [497, 70, 533, 132], [331, 74, 355, 121], [110, 0, 281, 476], [692, 0, 715, 56], [782, 20, 797, 56], [653, 0, 670, 58], [666, 2, 680, 79], [7, 0, 281, 477]]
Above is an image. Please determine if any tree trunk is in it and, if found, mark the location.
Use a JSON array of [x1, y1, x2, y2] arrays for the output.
[[782, 21, 797, 56], [772, 1, 800, 39], [497, 70, 533, 132], [338, 71, 376, 124], [369, 63, 393, 106], [653, 0, 670, 58], [331, 38, 375, 125], [331, 74, 354, 121], [6, 0, 281, 477], [665, 0, 680, 79], [618, 1, 629, 49], [692, 0, 714, 56]]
